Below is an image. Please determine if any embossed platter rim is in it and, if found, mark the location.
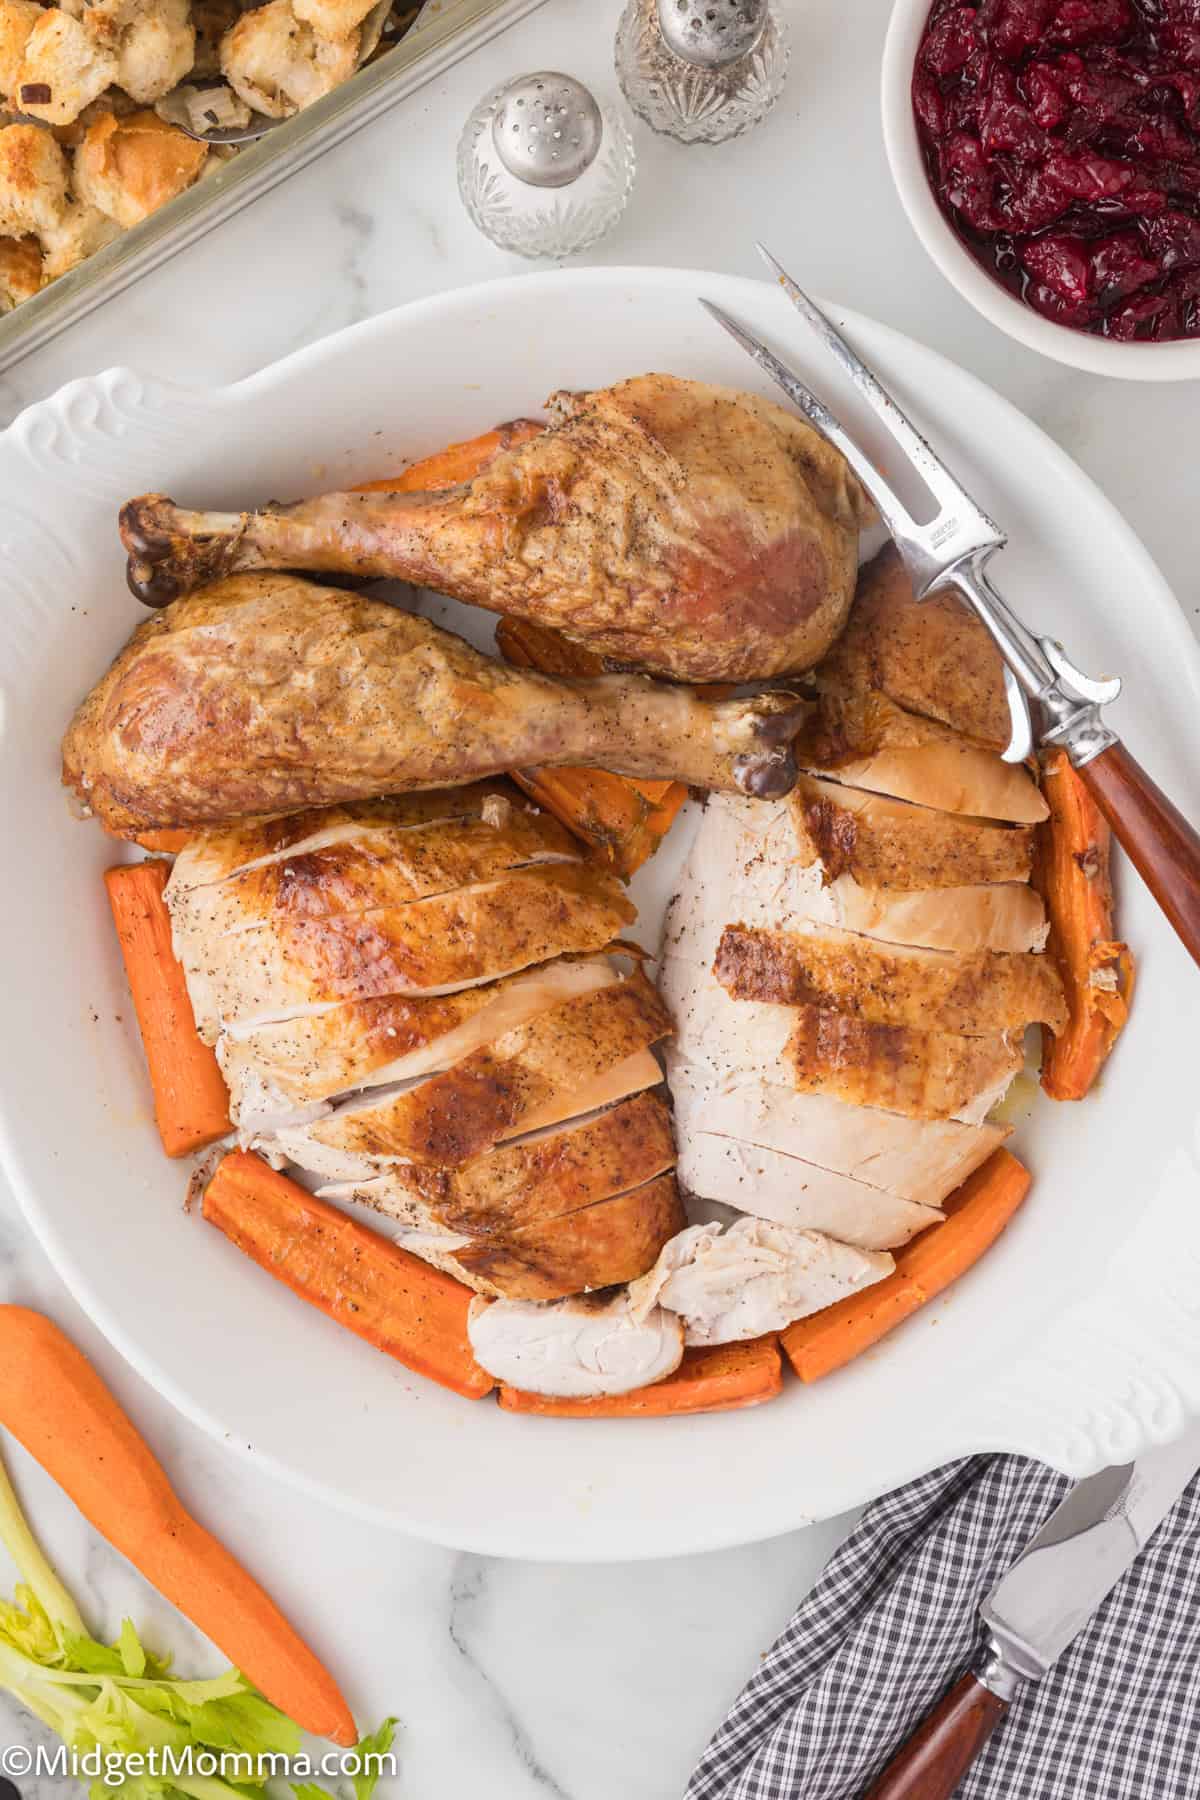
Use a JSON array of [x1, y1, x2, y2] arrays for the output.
[[1, 268, 1198, 1560]]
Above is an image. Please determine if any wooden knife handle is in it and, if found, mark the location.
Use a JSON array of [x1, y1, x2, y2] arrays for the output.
[[1079, 741, 1200, 971], [862, 1672, 1009, 1800]]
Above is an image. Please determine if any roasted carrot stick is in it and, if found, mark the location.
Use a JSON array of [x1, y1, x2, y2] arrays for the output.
[[103, 823, 193, 854], [351, 419, 545, 492], [203, 1152, 495, 1401], [1037, 748, 1134, 1101], [499, 1335, 782, 1418], [0, 1305, 357, 1745], [782, 1149, 1031, 1383], [104, 862, 230, 1158]]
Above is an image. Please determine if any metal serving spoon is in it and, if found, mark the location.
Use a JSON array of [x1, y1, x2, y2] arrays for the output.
[[704, 244, 1200, 970]]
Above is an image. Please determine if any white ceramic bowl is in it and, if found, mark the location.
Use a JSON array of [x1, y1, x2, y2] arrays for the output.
[[881, 0, 1200, 381]]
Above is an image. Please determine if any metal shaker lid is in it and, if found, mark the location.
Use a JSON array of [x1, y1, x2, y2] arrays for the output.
[[491, 71, 604, 189]]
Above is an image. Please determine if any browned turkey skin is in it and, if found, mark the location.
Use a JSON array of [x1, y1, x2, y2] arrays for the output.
[[118, 374, 872, 682], [61, 572, 808, 834]]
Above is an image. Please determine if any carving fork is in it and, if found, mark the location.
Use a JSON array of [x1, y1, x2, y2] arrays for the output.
[[701, 245, 1200, 970]]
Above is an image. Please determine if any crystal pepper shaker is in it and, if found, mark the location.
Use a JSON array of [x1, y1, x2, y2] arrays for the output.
[[457, 71, 636, 260], [615, 0, 789, 145]]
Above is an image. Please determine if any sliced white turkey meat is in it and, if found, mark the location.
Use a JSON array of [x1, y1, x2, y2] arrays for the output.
[[173, 859, 634, 1041], [318, 1090, 677, 1237], [628, 1216, 892, 1346], [664, 795, 1047, 959], [219, 956, 619, 1135], [166, 784, 515, 891], [794, 683, 1047, 824], [789, 776, 1034, 890], [355, 1169, 685, 1302], [674, 1073, 1005, 1208], [168, 801, 579, 944], [263, 973, 671, 1179], [783, 1003, 1024, 1119], [828, 880, 1048, 954], [664, 955, 1007, 1206], [467, 1289, 685, 1398], [714, 925, 1067, 1035], [808, 744, 1045, 824], [664, 936, 1019, 1124], [675, 1133, 943, 1249], [664, 942, 1009, 1127]]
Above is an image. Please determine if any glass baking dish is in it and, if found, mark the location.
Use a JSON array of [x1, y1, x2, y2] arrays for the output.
[[0, 0, 547, 374]]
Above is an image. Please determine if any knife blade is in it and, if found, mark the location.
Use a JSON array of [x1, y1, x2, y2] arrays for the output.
[[863, 1424, 1200, 1800], [981, 1421, 1200, 1688]]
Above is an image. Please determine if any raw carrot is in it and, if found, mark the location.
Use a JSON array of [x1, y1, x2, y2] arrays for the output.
[[203, 1151, 495, 1401], [104, 862, 230, 1158], [0, 1306, 357, 1745], [499, 1335, 782, 1418], [1037, 748, 1134, 1101], [351, 418, 545, 492], [782, 1149, 1031, 1383]]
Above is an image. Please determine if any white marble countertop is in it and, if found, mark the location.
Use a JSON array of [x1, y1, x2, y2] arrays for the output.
[[0, 1, 1196, 1795]]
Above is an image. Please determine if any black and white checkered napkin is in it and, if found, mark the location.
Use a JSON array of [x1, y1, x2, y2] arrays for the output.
[[688, 1454, 1200, 1800]]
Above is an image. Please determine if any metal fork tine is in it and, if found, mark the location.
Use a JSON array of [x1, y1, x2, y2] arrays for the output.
[[698, 298, 924, 552], [754, 242, 1001, 536]]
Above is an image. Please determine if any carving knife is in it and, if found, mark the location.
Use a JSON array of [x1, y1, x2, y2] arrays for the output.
[[863, 1421, 1200, 1799]]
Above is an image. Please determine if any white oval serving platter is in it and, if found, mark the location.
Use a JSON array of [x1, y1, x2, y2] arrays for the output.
[[2, 268, 1199, 1560]]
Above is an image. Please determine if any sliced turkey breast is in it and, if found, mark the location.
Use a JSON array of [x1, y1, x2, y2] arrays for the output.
[[829, 881, 1048, 954], [791, 777, 1033, 889], [449, 1173, 686, 1301], [272, 974, 672, 1172], [816, 544, 1010, 748], [628, 1217, 892, 1346], [218, 956, 619, 1134], [358, 1165, 684, 1301], [672, 1070, 1007, 1207], [168, 783, 512, 890], [663, 944, 1009, 1127], [168, 803, 579, 943], [784, 1005, 1024, 1121], [272, 1051, 665, 1184], [176, 860, 634, 1040], [467, 1289, 685, 1398], [674, 1132, 943, 1249], [663, 955, 1006, 1202], [810, 745, 1045, 824], [796, 685, 1045, 823], [327, 1091, 676, 1237], [663, 793, 1047, 957], [715, 925, 1068, 1034]]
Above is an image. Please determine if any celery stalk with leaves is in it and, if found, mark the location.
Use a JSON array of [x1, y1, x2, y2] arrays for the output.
[[0, 1450, 395, 1800]]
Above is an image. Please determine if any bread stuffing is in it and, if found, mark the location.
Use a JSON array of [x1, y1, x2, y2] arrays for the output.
[[219, 0, 356, 118], [0, 0, 421, 311]]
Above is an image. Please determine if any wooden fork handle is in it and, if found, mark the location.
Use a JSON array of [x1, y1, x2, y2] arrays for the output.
[[1079, 741, 1200, 971], [862, 1672, 1009, 1800]]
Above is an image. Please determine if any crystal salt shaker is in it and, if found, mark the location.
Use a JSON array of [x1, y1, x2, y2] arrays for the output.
[[458, 71, 636, 260], [615, 0, 789, 145]]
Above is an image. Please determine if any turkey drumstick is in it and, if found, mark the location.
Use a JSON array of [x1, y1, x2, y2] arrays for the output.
[[61, 573, 807, 836], [119, 375, 871, 683]]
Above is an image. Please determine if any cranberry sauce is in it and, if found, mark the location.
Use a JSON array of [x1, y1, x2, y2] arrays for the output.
[[912, 0, 1200, 340]]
